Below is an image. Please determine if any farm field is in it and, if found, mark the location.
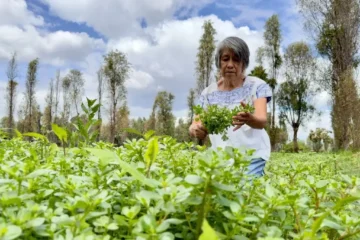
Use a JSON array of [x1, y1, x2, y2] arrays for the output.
[[0, 134, 359, 240]]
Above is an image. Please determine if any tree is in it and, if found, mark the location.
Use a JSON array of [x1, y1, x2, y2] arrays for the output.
[[195, 20, 217, 95], [24, 58, 39, 132], [44, 78, 55, 131], [115, 102, 130, 145], [63, 69, 85, 116], [187, 88, 196, 124], [54, 70, 61, 123], [297, 0, 360, 150], [97, 69, 104, 140], [249, 65, 268, 81], [6, 52, 18, 137], [277, 42, 318, 152], [257, 14, 283, 151], [62, 76, 71, 124], [150, 91, 176, 136], [308, 128, 332, 152], [103, 49, 131, 143]]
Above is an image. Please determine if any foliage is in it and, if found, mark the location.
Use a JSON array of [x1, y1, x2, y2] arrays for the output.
[[282, 141, 310, 153], [195, 20, 217, 95], [277, 41, 317, 153], [193, 103, 255, 141], [308, 128, 333, 153], [0, 136, 360, 239], [102, 49, 131, 143]]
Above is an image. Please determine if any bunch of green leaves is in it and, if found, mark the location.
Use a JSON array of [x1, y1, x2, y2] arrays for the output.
[[73, 98, 102, 147], [193, 103, 255, 140]]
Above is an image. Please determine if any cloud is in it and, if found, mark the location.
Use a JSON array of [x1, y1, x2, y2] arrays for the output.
[[0, 0, 44, 26], [40, 0, 214, 38], [0, 25, 105, 66]]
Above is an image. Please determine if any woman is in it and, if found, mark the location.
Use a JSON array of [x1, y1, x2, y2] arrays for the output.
[[189, 36, 272, 177]]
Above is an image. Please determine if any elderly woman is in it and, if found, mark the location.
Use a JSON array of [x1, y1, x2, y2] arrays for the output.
[[189, 36, 272, 177]]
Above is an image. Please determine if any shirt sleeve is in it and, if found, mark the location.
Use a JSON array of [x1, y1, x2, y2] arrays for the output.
[[255, 82, 272, 103]]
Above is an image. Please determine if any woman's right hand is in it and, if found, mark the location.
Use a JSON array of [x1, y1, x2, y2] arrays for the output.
[[189, 122, 208, 140]]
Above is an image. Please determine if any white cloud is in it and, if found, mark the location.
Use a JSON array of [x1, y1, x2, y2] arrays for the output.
[[126, 70, 154, 89], [0, 25, 105, 66], [0, 0, 44, 26], [41, 0, 214, 38]]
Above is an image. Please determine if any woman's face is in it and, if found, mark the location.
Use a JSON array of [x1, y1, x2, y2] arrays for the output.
[[220, 48, 244, 80]]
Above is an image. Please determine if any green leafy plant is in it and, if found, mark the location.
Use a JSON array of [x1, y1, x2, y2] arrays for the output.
[[73, 98, 102, 147], [193, 103, 255, 140]]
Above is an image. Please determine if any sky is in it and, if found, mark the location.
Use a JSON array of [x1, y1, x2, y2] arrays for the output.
[[0, 0, 333, 141]]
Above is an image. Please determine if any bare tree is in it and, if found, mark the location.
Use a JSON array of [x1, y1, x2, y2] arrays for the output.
[[6, 52, 18, 137]]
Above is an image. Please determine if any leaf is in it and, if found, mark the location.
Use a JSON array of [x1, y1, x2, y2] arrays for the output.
[[243, 215, 260, 222], [144, 130, 155, 140], [23, 132, 48, 142], [185, 175, 204, 185], [1, 225, 22, 240], [266, 183, 276, 198], [212, 181, 236, 192], [199, 219, 218, 240], [26, 169, 57, 179], [14, 129, 22, 139], [144, 137, 159, 168], [316, 180, 329, 189], [122, 128, 143, 136], [52, 124, 68, 143], [27, 218, 45, 228], [230, 202, 241, 214], [321, 219, 344, 230]]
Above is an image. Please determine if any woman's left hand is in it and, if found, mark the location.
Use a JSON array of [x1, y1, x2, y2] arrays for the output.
[[232, 102, 253, 131]]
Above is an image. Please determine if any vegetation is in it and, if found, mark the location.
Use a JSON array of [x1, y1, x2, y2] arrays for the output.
[[0, 123, 360, 239]]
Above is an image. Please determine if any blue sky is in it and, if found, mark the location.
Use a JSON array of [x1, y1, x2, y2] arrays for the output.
[[0, 0, 331, 140]]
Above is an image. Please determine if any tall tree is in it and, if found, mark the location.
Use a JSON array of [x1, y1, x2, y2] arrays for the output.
[[6, 52, 18, 137], [63, 69, 85, 116], [297, 0, 360, 150], [44, 78, 55, 131], [62, 76, 71, 124], [277, 42, 317, 152], [97, 69, 104, 140], [263, 14, 282, 128], [195, 20, 217, 95], [24, 58, 39, 132], [103, 49, 131, 143], [54, 70, 61, 123], [187, 88, 196, 124]]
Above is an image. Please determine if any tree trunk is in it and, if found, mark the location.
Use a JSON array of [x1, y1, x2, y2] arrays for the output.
[[293, 126, 299, 153]]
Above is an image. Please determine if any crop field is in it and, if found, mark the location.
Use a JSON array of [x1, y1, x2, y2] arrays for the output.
[[0, 133, 360, 240]]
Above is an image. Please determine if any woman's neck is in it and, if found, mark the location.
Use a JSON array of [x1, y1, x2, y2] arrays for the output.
[[218, 75, 246, 91]]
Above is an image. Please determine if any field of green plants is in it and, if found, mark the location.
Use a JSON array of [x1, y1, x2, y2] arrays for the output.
[[0, 126, 360, 240]]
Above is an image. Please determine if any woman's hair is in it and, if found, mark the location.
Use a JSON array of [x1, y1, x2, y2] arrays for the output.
[[215, 36, 250, 70]]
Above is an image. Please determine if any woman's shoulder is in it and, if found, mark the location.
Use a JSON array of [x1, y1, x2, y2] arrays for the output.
[[200, 82, 218, 96]]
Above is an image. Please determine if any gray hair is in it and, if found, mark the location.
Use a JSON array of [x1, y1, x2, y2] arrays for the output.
[[215, 36, 250, 69]]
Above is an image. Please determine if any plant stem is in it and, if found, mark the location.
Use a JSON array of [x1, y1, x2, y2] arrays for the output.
[[195, 178, 211, 238]]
